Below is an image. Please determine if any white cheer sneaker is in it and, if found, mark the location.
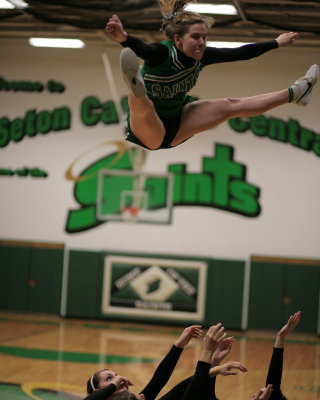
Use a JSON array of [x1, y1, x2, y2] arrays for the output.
[[291, 64, 319, 106], [120, 48, 146, 98]]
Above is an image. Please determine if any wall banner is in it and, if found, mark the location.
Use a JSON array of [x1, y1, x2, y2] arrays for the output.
[[102, 255, 207, 321]]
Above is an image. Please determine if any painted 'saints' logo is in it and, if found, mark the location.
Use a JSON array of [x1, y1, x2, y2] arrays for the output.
[[65, 141, 261, 233]]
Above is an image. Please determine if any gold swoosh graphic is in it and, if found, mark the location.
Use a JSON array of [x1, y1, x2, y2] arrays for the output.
[[65, 140, 128, 183]]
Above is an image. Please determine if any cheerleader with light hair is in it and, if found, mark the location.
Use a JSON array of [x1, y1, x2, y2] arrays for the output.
[[105, 0, 318, 151]]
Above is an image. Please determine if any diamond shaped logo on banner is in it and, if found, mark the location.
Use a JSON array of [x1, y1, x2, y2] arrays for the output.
[[130, 265, 179, 302]]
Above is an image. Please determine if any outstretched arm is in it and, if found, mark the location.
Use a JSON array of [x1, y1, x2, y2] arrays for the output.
[[177, 324, 226, 400], [175, 325, 203, 349], [204, 31, 299, 65], [140, 326, 202, 400], [211, 336, 235, 366], [106, 14, 128, 43], [265, 311, 301, 400], [105, 14, 168, 65], [275, 310, 301, 348], [200, 323, 226, 363], [275, 32, 299, 47], [209, 361, 247, 377]]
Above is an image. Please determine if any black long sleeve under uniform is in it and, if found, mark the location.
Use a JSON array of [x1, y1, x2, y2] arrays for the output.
[[83, 345, 183, 400], [121, 34, 278, 68], [266, 347, 287, 400], [83, 345, 219, 400], [120, 34, 279, 149], [164, 346, 286, 400], [139, 345, 183, 399], [159, 362, 218, 400]]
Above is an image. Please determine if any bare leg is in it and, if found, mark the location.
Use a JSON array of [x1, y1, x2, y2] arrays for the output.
[[172, 64, 319, 146], [128, 93, 166, 150], [171, 89, 289, 146], [121, 48, 318, 150], [120, 48, 166, 150]]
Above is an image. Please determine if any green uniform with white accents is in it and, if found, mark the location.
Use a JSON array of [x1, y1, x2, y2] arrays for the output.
[[141, 40, 204, 118], [123, 35, 278, 149]]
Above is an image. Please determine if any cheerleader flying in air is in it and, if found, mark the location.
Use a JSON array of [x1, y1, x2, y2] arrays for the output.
[[106, 0, 319, 151]]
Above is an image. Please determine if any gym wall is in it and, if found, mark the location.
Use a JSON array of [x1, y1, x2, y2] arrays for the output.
[[1, 40, 319, 331]]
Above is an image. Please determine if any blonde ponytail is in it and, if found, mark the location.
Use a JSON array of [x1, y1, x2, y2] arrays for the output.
[[157, 0, 214, 39], [157, 0, 196, 15]]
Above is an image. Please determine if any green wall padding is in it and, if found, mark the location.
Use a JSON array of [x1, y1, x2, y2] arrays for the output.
[[66, 250, 244, 329], [28, 247, 64, 313], [204, 259, 245, 328], [0, 246, 30, 311], [66, 250, 104, 317], [0, 243, 63, 314], [248, 261, 320, 332]]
